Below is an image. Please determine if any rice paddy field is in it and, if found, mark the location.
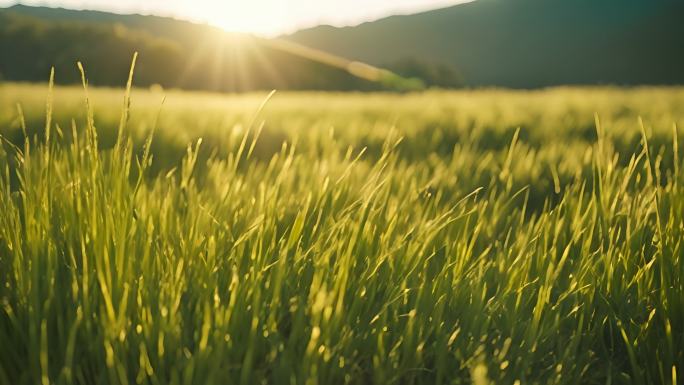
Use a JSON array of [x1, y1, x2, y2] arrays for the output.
[[0, 78, 683, 384]]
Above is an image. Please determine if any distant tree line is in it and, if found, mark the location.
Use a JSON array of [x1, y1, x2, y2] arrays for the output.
[[385, 58, 463, 88]]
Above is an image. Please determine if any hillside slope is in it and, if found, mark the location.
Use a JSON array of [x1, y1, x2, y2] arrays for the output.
[[0, 5, 404, 91], [286, 0, 684, 88]]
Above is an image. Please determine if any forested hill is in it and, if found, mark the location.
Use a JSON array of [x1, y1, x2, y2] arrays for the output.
[[285, 0, 684, 88], [0, 5, 413, 91]]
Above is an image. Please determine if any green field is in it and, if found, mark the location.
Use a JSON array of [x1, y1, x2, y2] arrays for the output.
[[0, 79, 683, 384]]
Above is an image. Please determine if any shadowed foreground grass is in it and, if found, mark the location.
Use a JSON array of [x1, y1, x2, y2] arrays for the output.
[[0, 75, 683, 384]]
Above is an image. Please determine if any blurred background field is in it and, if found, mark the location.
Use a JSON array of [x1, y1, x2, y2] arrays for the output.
[[3, 84, 684, 195], [3, 82, 684, 216], [3, 83, 684, 165]]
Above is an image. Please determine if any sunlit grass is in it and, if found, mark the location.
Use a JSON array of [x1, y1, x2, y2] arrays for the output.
[[0, 72, 682, 384]]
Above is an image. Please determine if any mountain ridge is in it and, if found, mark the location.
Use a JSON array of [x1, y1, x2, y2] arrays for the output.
[[285, 0, 684, 87]]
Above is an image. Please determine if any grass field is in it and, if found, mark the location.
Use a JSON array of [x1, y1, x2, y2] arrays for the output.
[[0, 77, 683, 384]]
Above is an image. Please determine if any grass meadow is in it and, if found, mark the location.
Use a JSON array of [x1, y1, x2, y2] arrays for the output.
[[0, 76, 683, 384]]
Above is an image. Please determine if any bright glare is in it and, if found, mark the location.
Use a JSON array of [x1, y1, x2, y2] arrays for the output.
[[192, 0, 468, 36], [192, 2, 289, 36]]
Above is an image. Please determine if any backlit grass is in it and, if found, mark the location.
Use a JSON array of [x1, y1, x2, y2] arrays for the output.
[[0, 72, 683, 384]]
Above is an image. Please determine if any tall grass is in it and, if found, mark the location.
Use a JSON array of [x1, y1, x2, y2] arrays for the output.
[[0, 71, 682, 384]]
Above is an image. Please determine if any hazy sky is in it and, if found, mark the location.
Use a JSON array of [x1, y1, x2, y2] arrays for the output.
[[0, 0, 468, 36]]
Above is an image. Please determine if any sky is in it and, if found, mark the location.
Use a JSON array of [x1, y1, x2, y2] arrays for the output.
[[0, 0, 467, 36]]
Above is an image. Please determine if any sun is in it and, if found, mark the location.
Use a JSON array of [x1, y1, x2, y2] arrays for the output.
[[194, 2, 291, 36]]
